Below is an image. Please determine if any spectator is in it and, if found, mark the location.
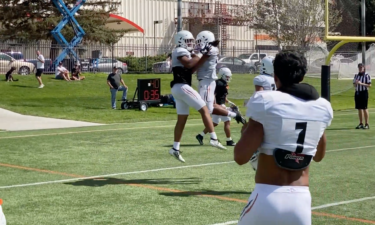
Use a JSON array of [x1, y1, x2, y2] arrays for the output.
[[36, 50, 45, 88], [55, 62, 71, 81], [71, 64, 85, 81], [107, 67, 128, 109], [353, 63, 371, 129], [5, 67, 18, 82]]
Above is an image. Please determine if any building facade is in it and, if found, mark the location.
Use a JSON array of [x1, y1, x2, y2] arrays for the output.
[[116, 0, 275, 57]]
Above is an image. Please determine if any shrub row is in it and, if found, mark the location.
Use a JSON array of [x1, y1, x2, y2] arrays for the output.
[[117, 55, 169, 73]]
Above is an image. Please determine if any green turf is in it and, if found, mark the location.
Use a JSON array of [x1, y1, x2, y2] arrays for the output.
[[0, 111, 374, 225], [0, 73, 369, 123], [0, 72, 374, 224]]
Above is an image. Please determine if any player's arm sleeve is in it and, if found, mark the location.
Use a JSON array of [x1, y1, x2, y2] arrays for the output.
[[207, 47, 219, 56], [325, 102, 334, 127], [253, 76, 265, 87], [246, 92, 266, 124], [175, 48, 190, 58]]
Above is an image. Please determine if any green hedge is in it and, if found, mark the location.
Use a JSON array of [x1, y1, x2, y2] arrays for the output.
[[117, 55, 169, 73]]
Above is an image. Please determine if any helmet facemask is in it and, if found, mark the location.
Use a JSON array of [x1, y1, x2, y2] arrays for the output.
[[184, 38, 195, 51]]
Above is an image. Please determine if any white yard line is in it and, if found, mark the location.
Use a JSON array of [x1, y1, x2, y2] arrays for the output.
[[327, 145, 375, 152], [311, 196, 375, 210], [0, 144, 373, 190], [0, 110, 368, 139], [209, 196, 375, 225], [0, 123, 204, 140], [0, 161, 234, 190]]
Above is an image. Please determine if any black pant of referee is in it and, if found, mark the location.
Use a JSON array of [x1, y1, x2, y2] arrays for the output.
[[354, 64, 371, 129], [355, 90, 369, 129]]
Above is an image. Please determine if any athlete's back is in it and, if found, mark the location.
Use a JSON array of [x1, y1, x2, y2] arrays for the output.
[[247, 90, 333, 157], [236, 52, 333, 225], [196, 46, 219, 80]]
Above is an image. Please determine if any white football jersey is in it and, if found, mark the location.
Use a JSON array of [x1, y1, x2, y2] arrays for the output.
[[246, 91, 333, 157], [172, 47, 191, 68], [253, 74, 276, 91], [196, 47, 219, 80]]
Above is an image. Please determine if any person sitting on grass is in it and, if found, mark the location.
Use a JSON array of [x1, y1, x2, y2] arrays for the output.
[[5, 67, 18, 82], [71, 64, 85, 81], [55, 62, 71, 81]]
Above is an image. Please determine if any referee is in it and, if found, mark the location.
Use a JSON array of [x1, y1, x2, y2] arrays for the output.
[[353, 63, 371, 129]]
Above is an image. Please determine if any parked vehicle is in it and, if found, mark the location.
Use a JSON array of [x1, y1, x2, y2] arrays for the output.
[[152, 61, 172, 74], [26, 59, 55, 74], [3, 51, 25, 61], [0, 53, 35, 75], [90, 58, 128, 74], [238, 53, 267, 64], [216, 57, 258, 74]]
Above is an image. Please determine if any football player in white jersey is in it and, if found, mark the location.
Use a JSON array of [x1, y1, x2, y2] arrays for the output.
[[234, 51, 333, 225], [194, 31, 246, 123], [194, 31, 246, 146], [254, 56, 276, 91], [169, 30, 226, 163], [248, 56, 277, 170], [196, 67, 237, 146]]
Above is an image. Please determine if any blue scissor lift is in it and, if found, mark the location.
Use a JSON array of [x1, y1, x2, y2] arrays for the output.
[[51, 0, 86, 69]]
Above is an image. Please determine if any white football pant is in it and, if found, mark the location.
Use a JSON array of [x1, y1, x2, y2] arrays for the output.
[[171, 84, 206, 115], [238, 184, 311, 225], [212, 104, 231, 124], [198, 79, 216, 114]]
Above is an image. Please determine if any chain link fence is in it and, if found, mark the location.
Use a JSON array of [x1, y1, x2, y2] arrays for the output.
[[0, 40, 365, 76]]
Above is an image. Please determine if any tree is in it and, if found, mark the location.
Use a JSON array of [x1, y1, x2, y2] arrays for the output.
[[0, 0, 125, 44], [248, 0, 342, 50]]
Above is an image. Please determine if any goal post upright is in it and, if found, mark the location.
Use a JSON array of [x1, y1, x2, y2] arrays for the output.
[[321, 0, 375, 101]]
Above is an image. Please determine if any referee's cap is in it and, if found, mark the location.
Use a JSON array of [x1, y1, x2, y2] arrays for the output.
[[358, 63, 364, 68]]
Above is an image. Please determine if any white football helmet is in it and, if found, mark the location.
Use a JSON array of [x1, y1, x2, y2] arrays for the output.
[[218, 67, 232, 83], [260, 56, 275, 76], [196, 30, 215, 48], [174, 30, 195, 51]]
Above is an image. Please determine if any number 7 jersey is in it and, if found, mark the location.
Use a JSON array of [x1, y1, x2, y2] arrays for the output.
[[246, 91, 333, 157]]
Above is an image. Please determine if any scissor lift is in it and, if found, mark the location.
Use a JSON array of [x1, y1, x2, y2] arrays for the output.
[[51, 0, 86, 68]]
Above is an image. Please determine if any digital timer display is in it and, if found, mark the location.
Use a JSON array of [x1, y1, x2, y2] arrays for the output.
[[138, 78, 161, 101]]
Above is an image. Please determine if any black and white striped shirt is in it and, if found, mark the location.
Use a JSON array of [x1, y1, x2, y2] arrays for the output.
[[353, 73, 371, 92]]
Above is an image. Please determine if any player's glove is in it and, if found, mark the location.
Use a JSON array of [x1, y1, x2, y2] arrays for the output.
[[200, 43, 212, 55], [227, 100, 236, 108]]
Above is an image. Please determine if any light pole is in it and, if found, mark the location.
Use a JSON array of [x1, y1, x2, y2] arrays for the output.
[[154, 20, 163, 55], [361, 0, 366, 65], [177, 0, 182, 32]]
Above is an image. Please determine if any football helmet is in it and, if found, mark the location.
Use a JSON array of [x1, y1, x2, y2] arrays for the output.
[[174, 30, 195, 51], [196, 31, 215, 49], [218, 67, 232, 83], [260, 56, 275, 76]]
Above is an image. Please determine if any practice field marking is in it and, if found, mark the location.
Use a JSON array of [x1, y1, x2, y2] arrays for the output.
[[2, 160, 375, 225], [209, 197, 375, 225], [0, 110, 367, 139], [0, 144, 373, 190], [0, 123, 205, 140], [0, 161, 234, 189], [1, 147, 375, 224]]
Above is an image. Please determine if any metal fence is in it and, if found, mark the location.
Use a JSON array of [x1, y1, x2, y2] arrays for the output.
[[0, 40, 363, 76]]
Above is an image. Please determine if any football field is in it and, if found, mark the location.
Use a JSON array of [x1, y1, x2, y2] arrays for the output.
[[1, 109, 375, 225]]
